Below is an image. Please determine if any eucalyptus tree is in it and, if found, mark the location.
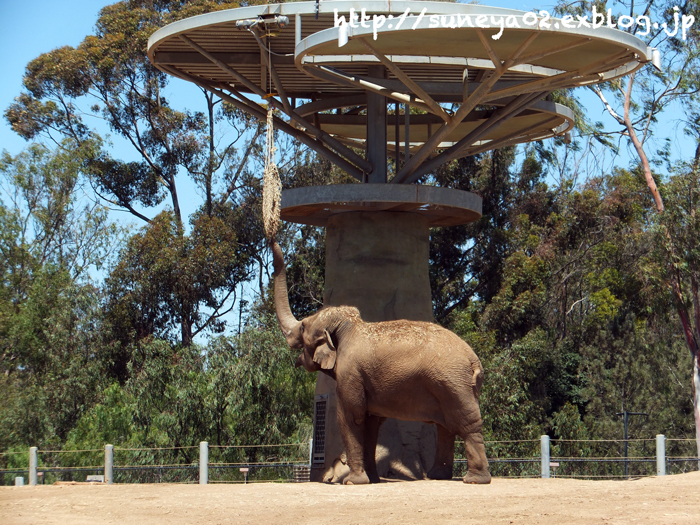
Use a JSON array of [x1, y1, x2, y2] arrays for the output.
[[5, 0, 277, 346], [0, 143, 121, 447], [547, 0, 700, 461], [654, 165, 700, 465], [553, 0, 700, 211]]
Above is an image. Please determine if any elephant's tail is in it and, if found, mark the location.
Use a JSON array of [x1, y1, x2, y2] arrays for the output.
[[472, 362, 484, 400]]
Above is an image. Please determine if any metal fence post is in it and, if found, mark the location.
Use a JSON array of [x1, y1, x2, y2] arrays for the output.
[[200, 441, 208, 485], [29, 447, 38, 486], [105, 444, 114, 485], [308, 438, 313, 467], [656, 434, 666, 476], [541, 436, 550, 479], [29, 447, 39, 486]]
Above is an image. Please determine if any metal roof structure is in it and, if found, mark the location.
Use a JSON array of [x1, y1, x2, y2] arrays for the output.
[[148, 1, 652, 224]]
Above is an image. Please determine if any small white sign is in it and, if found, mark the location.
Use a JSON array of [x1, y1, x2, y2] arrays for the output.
[[87, 475, 105, 482]]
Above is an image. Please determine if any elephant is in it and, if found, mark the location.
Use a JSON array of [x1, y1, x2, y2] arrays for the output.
[[271, 241, 491, 485]]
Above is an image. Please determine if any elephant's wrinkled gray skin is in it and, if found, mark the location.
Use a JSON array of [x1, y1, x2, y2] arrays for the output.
[[272, 242, 491, 485]]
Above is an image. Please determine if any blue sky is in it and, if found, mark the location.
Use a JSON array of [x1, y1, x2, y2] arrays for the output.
[[0, 1, 692, 192], [0, 1, 551, 157], [0, 0, 115, 155], [0, 0, 687, 336]]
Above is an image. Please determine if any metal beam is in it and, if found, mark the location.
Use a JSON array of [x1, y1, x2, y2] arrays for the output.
[[160, 65, 365, 180], [296, 95, 366, 117], [517, 38, 591, 65], [181, 34, 372, 174], [302, 65, 435, 114], [402, 91, 546, 183], [366, 65, 387, 183], [392, 32, 540, 183], [404, 102, 410, 165], [394, 101, 400, 174], [467, 116, 561, 156], [153, 51, 294, 66], [484, 48, 632, 102], [358, 38, 451, 123]]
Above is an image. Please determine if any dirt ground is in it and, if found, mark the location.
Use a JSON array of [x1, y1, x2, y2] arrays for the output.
[[1, 473, 699, 524]]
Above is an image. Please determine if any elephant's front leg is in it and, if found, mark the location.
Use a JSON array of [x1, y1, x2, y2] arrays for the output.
[[363, 415, 386, 483], [336, 390, 370, 485]]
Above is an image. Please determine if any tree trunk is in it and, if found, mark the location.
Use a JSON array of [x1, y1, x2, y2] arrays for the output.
[[670, 273, 700, 468], [623, 71, 664, 212], [694, 353, 700, 469], [206, 91, 215, 217]]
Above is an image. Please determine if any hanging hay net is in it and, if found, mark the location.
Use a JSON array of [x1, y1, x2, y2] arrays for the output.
[[262, 106, 282, 240]]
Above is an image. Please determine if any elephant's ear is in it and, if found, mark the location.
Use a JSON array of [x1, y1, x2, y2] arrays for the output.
[[312, 330, 337, 370]]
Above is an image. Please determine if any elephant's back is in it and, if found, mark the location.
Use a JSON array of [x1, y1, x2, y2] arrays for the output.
[[361, 320, 481, 385]]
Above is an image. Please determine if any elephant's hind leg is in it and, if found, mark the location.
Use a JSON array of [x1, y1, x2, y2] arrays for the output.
[[461, 431, 491, 484], [427, 424, 455, 480], [363, 415, 386, 483]]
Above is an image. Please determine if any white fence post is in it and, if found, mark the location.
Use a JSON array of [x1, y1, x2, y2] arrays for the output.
[[199, 441, 208, 485], [105, 444, 114, 485], [308, 438, 313, 467], [656, 434, 666, 476], [541, 436, 550, 479], [29, 447, 38, 486]]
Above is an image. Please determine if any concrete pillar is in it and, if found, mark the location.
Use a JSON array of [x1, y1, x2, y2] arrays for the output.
[[105, 444, 114, 485], [308, 438, 313, 467], [656, 434, 666, 476], [541, 436, 550, 478], [312, 211, 436, 482], [29, 447, 38, 486], [199, 442, 208, 485], [324, 212, 433, 321]]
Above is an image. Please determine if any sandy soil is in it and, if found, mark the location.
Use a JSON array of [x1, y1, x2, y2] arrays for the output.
[[1, 473, 699, 524]]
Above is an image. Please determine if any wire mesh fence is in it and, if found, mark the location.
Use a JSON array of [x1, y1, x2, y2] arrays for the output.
[[207, 443, 310, 483], [455, 439, 542, 478], [2, 436, 698, 485], [549, 438, 656, 479], [112, 446, 200, 484], [0, 450, 30, 486], [666, 438, 700, 475]]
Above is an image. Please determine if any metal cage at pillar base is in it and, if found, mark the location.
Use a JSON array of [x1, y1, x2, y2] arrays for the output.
[[312, 394, 328, 466]]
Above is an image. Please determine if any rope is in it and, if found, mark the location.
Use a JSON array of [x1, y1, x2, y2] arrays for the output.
[[262, 106, 282, 240], [113, 446, 199, 452], [209, 443, 305, 449], [39, 449, 103, 454], [550, 438, 654, 443]]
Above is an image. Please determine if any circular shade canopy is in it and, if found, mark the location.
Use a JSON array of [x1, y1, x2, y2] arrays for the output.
[[280, 183, 482, 227], [148, 1, 651, 223]]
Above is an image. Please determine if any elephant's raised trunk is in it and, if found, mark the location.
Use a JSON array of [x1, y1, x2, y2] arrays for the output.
[[271, 241, 301, 347]]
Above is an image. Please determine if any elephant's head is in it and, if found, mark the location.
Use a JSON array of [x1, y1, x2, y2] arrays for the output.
[[292, 306, 362, 374], [271, 241, 361, 374]]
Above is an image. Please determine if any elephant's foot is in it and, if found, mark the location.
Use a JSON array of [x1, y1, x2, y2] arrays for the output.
[[343, 470, 370, 485], [367, 469, 381, 484], [427, 463, 453, 480], [463, 470, 491, 484]]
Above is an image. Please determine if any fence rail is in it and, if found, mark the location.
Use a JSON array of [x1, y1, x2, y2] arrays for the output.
[[2, 435, 697, 485]]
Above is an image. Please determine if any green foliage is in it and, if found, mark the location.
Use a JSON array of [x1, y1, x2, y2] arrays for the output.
[[2, 0, 700, 480]]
